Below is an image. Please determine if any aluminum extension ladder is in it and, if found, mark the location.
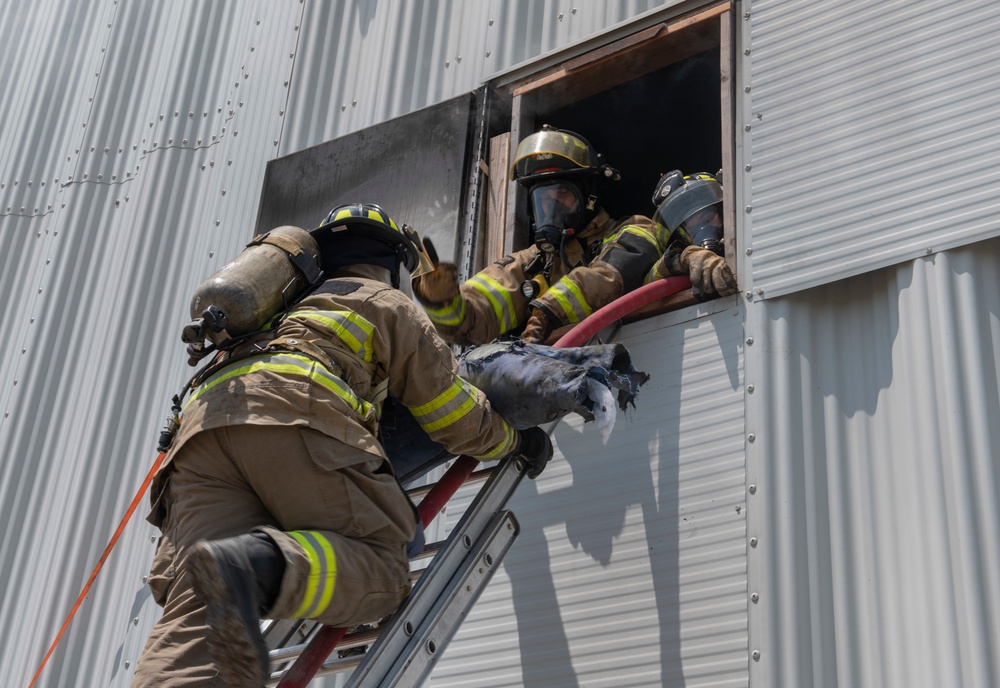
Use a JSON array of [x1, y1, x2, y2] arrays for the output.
[[261, 452, 531, 687]]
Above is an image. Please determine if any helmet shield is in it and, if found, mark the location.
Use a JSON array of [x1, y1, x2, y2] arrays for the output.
[[529, 181, 586, 253], [653, 174, 725, 253], [510, 129, 595, 183]]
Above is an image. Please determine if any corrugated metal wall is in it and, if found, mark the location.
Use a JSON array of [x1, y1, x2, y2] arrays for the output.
[[743, 237, 1000, 687], [741, 0, 1000, 299], [0, 1, 681, 686], [6, 0, 1000, 686], [433, 299, 748, 687]]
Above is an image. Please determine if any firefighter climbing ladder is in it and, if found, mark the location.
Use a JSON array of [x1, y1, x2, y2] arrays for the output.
[[24, 277, 687, 688], [262, 453, 529, 686], [259, 277, 692, 687]]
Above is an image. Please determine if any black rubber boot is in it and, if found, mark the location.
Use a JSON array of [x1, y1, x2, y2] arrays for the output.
[[188, 532, 285, 687]]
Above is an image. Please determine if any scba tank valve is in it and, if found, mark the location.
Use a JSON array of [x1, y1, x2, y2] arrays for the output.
[[181, 225, 322, 363]]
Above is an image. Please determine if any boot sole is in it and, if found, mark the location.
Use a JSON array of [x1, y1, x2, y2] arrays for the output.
[[189, 541, 269, 687]]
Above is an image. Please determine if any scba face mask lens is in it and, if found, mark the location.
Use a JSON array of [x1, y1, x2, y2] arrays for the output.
[[530, 182, 585, 253], [679, 205, 724, 255]]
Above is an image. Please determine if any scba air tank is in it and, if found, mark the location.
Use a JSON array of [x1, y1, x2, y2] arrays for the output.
[[188, 225, 322, 345]]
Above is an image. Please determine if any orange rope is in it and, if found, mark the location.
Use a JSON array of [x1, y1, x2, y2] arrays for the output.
[[27, 451, 166, 688]]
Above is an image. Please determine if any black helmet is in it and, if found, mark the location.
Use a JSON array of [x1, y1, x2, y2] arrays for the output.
[[509, 125, 619, 186], [653, 172, 725, 255], [311, 203, 427, 287]]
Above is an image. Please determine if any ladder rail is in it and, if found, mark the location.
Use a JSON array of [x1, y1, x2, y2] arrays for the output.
[[342, 459, 525, 687], [273, 455, 505, 687]]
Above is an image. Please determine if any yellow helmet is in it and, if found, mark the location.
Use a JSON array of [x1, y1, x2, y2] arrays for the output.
[[509, 125, 619, 185]]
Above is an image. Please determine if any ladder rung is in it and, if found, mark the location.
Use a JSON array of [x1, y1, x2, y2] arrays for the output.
[[405, 465, 495, 501]]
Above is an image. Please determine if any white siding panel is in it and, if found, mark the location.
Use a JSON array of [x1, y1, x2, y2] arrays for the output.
[[0, 2, 304, 686], [432, 299, 749, 687], [742, 0, 1000, 299], [280, 0, 679, 153], [744, 238, 1000, 687]]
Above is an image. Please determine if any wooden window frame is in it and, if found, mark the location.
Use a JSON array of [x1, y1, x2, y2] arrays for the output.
[[482, 2, 737, 320]]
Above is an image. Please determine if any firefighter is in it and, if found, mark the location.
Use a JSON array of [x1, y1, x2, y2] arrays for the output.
[[412, 125, 736, 346], [132, 204, 553, 688], [643, 170, 736, 296]]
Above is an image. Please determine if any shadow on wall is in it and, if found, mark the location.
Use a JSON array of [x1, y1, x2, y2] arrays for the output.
[[503, 308, 742, 687], [755, 240, 1000, 687]]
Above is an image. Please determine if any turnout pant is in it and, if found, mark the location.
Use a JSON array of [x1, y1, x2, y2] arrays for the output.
[[132, 424, 415, 687]]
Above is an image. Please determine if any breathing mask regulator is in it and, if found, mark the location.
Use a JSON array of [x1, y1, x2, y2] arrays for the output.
[[510, 125, 620, 291], [652, 170, 725, 255]]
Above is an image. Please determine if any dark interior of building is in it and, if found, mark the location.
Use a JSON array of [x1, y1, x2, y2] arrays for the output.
[[531, 48, 722, 222]]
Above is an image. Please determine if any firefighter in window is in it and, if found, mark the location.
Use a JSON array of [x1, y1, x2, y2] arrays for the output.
[[412, 125, 737, 345]]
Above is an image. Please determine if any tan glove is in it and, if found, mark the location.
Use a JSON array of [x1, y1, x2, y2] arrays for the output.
[[411, 238, 460, 305], [680, 246, 737, 297], [520, 308, 553, 344]]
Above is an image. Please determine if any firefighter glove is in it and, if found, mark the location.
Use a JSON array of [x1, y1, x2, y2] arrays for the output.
[[517, 427, 554, 479], [411, 237, 460, 305], [521, 308, 554, 344], [680, 245, 737, 297]]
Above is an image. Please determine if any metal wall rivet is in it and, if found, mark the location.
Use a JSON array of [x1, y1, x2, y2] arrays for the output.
[[749, 484, 757, 494], [748, 433, 756, 443], [752, 650, 761, 661], [744, 124, 751, 131], [745, 164, 752, 171], [744, 86, 751, 93], [745, 205, 752, 212], [750, 537, 758, 547], [757, 288, 764, 295], [746, 247, 753, 255], [747, 384, 755, 393], [751, 592, 759, 603], [735, 505, 741, 513], [746, 337, 754, 345]]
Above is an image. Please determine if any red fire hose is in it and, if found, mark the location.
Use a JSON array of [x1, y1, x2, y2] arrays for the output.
[[277, 275, 691, 687]]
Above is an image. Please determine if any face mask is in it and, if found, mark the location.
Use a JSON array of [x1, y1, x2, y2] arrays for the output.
[[529, 182, 585, 253], [679, 206, 724, 255]]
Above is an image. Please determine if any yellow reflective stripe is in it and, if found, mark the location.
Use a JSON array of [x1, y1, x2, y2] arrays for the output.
[[614, 224, 666, 251], [288, 309, 375, 362], [548, 278, 593, 324], [473, 422, 517, 460], [468, 274, 516, 333], [188, 353, 373, 418], [424, 295, 466, 327], [645, 259, 668, 284], [409, 378, 478, 433], [289, 531, 337, 619]]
